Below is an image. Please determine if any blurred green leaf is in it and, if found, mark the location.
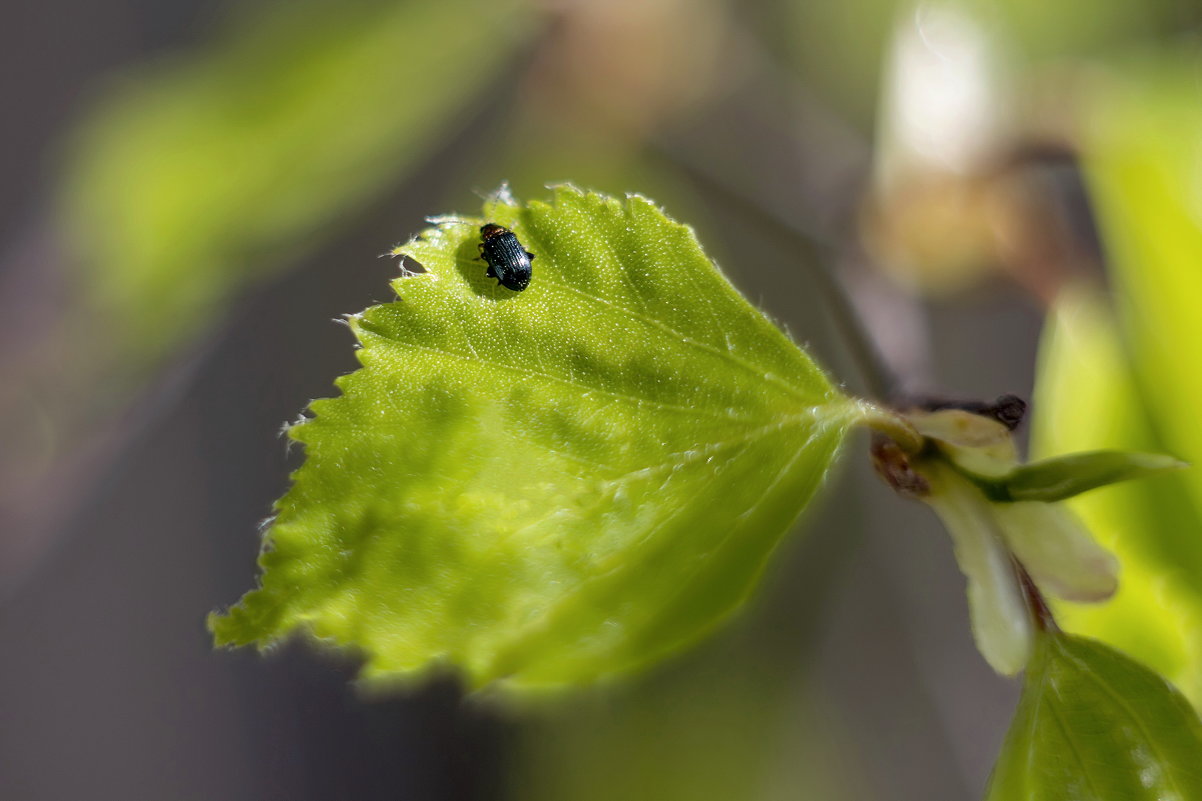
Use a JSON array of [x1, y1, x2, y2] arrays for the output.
[[990, 0, 1173, 58], [780, 0, 1180, 131], [986, 631, 1202, 800], [209, 187, 864, 691], [1032, 58, 1202, 707], [1001, 450, 1185, 503], [61, 0, 535, 366], [1035, 288, 1202, 706], [1084, 60, 1202, 468], [515, 648, 861, 801]]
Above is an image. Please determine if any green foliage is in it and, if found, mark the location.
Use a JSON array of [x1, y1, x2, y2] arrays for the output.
[[61, 0, 533, 366], [210, 187, 864, 691], [987, 631, 1202, 800], [1085, 63, 1202, 479], [1033, 60, 1202, 707], [902, 409, 1145, 676], [515, 646, 859, 801], [1000, 451, 1185, 503]]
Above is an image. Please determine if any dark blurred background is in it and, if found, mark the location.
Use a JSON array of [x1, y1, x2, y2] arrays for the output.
[[4, 0, 1201, 798]]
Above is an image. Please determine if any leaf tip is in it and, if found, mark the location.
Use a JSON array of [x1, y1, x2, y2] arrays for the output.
[[206, 607, 249, 649]]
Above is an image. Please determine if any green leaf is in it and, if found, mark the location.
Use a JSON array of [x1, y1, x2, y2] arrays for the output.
[[209, 186, 863, 691], [987, 631, 1202, 800], [1002, 451, 1186, 503], [61, 0, 535, 368], [1032, 58, 1202, 708], [1035, 287, 1202, 707]]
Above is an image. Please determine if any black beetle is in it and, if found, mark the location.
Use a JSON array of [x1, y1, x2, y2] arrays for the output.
[[478, 223, 533, 292]]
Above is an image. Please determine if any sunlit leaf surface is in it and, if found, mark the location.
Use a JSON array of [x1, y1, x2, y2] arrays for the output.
[[210, 187, 862, 691], [987, 631, 1202, 800]]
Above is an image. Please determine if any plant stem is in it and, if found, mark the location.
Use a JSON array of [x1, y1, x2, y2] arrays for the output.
[[1017, 562, 1059, 633]]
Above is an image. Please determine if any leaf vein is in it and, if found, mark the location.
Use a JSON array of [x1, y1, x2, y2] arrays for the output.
[[360, 329, 751, 423], [535, 276, 817, 404], [1057, 640, 1197, 793], [1044, 685, 1108, 799], [597, 409, 824, 491]]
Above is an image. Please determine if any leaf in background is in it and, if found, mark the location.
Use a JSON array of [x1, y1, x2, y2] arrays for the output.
[[986, 631, 1202, 800], [1085, 62, 1202, 479], [1035, 288, 1202, 705], [61, 0, 535, 368], [1032, 58, 1202, 707], [210, 187, 864, 691], [514, 637, 861, 801]]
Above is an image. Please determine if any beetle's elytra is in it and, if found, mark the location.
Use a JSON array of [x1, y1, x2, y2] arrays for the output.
[[478, 223, 533, 292]]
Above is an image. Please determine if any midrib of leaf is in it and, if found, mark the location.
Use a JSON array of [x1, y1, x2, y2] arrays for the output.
[[989, 633, 1202, 800], [1054, 639, 1192, 799], [1043, 686, 1106, 800], [1022, 689, 1042, 796], [594, 410, 830, 491], [355, 322, 766, 424], [532, 275, 820, 407]]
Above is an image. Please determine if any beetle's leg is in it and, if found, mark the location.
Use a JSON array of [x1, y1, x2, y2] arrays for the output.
[[485, 265, 497, 278], [525, 251, 535, 260]]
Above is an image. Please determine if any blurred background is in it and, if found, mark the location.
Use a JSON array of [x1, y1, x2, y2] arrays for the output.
[[4, 0, 1202, 798]]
